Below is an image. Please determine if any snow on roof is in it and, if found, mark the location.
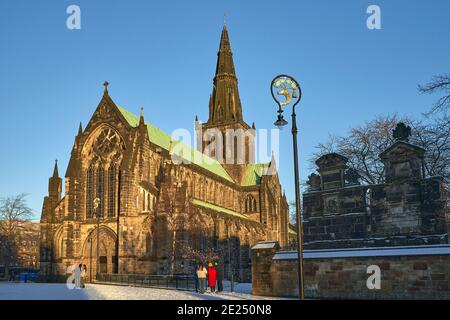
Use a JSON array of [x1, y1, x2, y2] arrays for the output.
[[273, 244, 450, 260], [252, 241, 279, 250]]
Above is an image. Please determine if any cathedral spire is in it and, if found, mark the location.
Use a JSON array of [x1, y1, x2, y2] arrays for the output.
[[53, 159, 59, 178], [215, 24, 236, 77], [207, 24, 243, 125]]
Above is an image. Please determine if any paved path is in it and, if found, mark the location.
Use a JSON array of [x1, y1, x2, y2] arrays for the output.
[[0, 283, 90, 300], [0, 283, 285, 300]]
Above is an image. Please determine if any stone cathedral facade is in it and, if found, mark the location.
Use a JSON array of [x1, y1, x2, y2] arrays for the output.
[[39, 25, 290, 281]]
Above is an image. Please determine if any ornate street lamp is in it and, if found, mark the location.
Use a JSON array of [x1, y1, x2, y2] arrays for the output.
[[270, 74, 305, 300], [93, 197, 101, 280]]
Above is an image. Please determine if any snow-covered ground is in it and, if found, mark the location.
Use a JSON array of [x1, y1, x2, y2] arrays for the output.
[[0, 282, 288, 300]]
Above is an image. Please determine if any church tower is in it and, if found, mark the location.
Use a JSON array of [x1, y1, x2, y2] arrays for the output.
[[48, 160, 62, 202], [196, 24, 256, 182], [40, 159, 62, 224]]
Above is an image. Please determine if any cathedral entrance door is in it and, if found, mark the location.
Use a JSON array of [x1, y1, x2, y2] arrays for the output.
[[81, 226, 117, 281], [99, 256, 108, 274]]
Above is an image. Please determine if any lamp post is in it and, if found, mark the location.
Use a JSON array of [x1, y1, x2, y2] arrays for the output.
[[89, 237, 93, 283], [93, 197, 101, 280], [270, 74, 305, 300]]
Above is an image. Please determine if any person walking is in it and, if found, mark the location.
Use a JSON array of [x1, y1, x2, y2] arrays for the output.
[[207, 262, 217, 293], [9, 270, 15, 282], [74, 264, 82, 289], [196, 263, 207, 294], [81, 264, 87, 288], [215, 262, 224, 292], [194, 262, 199, 292]]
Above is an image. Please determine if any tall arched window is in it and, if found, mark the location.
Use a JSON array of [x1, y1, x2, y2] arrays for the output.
[[211, 183, 216, 203], [142, 189, 146, 212], [84, 126, 125, 220], [108, 164, 116, 217], [86, 165, 94, 218], [245, 195, 257, 212], [96, 165, 104, 217], [195, 176, 200, 198]]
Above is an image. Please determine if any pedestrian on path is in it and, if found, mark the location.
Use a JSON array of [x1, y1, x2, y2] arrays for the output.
[[75, 264, 82, 289], [215, 262, 224, 292], [207, 262, 217, 293], [196, 263, 207, 294], [81, 264, 87, 288], [194, 262, 199, 292]]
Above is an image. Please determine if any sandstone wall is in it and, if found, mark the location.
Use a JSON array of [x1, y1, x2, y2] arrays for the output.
[[252, 242, 450, 299]]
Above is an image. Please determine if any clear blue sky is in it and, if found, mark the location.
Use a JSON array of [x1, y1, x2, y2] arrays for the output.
[[1, 0, 449, 219]]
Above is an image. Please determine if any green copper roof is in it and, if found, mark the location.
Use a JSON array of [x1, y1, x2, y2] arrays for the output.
[[191, 199, 249, 220], [241, 163, 271, 186], [117, 106, 234, 183]]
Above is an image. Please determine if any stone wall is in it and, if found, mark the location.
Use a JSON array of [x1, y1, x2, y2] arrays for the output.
[[251, 241, 280, 296], [303, 185, 370, 246], [252, 242, 450, 299]]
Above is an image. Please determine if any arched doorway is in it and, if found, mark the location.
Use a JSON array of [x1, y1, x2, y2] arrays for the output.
[[81, 226, 117, 281]]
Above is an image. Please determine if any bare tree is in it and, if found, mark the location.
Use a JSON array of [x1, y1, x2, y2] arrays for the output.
[[411, 116, 450, 187], [288, 199, 305, 226], [418, 74, 450, 115], [310, 115, 450, 189], [310, 114, 406, 185], [288, 200, 296, 225], [178, 241, 222, 264], [0, 194, 33, 275]]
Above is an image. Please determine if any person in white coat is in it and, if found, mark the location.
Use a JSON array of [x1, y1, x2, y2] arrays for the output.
[[74, 264, 82, 289], [196, 263, 208, 294]]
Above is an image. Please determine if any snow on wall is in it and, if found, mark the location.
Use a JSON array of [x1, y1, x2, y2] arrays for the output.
[[273, 244, 450, 260], [252, 241, 278, 250]]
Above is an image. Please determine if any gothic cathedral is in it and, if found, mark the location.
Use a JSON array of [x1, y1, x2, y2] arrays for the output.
[[39, 25, 290, 282]]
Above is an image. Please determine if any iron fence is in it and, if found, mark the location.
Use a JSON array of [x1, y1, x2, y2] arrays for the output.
[[96, 273, 197, 291]]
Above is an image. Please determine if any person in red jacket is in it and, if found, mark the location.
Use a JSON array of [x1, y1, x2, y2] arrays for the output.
[[207, 262, 217, 293]]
